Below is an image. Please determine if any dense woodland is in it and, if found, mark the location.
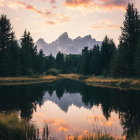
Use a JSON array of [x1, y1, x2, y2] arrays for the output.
[[0, 3, 140, 78]]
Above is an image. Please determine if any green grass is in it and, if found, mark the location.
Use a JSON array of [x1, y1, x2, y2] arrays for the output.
[[0, 112, 36, 140]]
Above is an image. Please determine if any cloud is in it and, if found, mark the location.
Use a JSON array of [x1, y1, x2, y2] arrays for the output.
[[64, 0, 92, 8], [44, 119, 71, 132], [8, 1, 53, 17], [0, 0, 4, 7], [56, 14, 70, 22], [47, 21, 57, 25], [90, 20, 120, 29], [8, 1, 70, 24], [64, 0, 134, 11], [52, 5, 58, 9], [46, 14, 70, 25], [50, 0, 56, 4]]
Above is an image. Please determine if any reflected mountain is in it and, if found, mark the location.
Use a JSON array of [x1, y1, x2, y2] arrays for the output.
[[42, 92, 92, 112], [0, 79, 140, 138]]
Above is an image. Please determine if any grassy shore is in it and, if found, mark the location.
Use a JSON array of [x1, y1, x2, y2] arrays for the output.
[[0, 74, 140, 90], [0, 75, 58, 85], [0, 74, 80, 85], [85, 76, 140, 90]]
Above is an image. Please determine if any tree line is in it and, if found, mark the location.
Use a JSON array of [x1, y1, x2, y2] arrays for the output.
[[0, 3, 140, 78], [0, 15, 45, 76]]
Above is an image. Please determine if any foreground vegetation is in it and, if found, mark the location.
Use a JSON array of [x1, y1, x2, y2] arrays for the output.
[[68, 133, 115, 140], [68, 133, 140, 140], [1, 112, 140, 140], [0, 112, 36, 140]]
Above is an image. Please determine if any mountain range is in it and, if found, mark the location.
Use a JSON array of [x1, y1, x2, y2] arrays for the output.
[[35, 32, 102, 56]]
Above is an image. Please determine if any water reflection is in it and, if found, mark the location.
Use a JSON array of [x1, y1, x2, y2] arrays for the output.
[[0, 79, 140, 139]]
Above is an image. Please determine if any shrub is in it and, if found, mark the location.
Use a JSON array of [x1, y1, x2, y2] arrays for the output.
[[46, 68, 59, 76], [0, 112, 36, 140]]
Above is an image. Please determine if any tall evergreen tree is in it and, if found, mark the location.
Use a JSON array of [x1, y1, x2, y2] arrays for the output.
[[45, 54, 55, 71], [0, 15, 20, 76], [100, 36, 116, 76], [135, 37, 140, 77], [9, 33, 20, 76], [20, 30, 37, 75], [114, 4, 140, 77], [89, 45, 101, 76], [81, 47, 91, 75], [36, 49, 45, 74], [55, 51, 65, 71]]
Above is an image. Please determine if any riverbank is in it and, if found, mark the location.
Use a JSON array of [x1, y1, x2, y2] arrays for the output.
[[0, 74, 140, 90], [0, 74, 80, 85], [85, 76, 140, 90]]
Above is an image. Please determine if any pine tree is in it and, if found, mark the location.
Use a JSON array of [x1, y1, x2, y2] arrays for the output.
[[9, 33, 20, 76], [89, 45, 101, 76], [20, 30, 37, 75], [135, 37, 140, 77], [36, 49, 45, 74], [115, 4, 140, 77], [100, 36, 116, 76], [45, 54, 55, 71], [55, 51, 65, 71], [0, 15, 20, 76], [81, 47, 91, 75]]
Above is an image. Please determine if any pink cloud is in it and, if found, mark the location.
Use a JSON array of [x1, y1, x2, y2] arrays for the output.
[[90, 20, 120, 29], [46, 14, 70, 25], [50, 0, 56, 4], [64, 0, 134, 10], [8, 1, 53, 17], [0, 0, 4, 7]]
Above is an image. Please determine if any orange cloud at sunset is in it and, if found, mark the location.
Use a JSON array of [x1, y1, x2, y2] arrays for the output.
[[0, 0, 4, 7], [64, 0, 134, 11], [8, 1, 53, 17], [8, 1, 70, 25], [47, 21, 57, 25], [64, 0, 93, 8], [90, 20, 120, 29], [50, 0, 56, 4]]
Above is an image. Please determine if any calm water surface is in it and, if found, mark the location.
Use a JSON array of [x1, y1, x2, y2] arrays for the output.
[[0, 79, 140, 139]]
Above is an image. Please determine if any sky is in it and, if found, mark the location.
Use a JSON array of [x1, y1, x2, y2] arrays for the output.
[[0, 0, 140, 44]]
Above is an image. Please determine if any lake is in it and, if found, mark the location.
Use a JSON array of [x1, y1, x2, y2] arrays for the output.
[[0, 79, 140, 140]]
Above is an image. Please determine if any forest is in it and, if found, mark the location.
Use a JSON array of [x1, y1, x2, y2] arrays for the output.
[[0, 3, 140, 78]]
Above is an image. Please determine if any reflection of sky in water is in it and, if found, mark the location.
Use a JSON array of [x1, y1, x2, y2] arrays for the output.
[[31, 92, 124, 140]]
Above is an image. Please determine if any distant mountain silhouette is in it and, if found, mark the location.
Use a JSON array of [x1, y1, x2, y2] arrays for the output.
[[35, 32, 102, 56]]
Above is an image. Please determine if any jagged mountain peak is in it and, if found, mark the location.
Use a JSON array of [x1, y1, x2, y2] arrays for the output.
[[35, 33, 102, 56], [83, 35, 92, 40], [36, 38, 48, 44], [74, 36, 82, 40], [58, 32, 69, 40]]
